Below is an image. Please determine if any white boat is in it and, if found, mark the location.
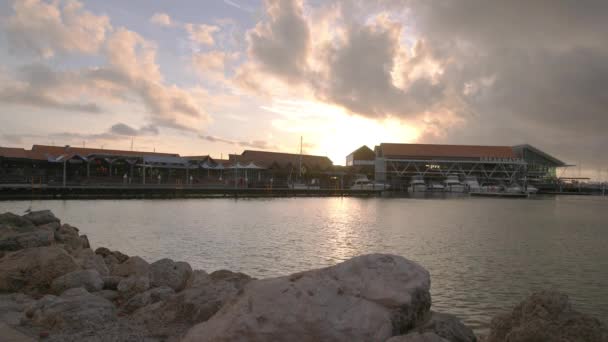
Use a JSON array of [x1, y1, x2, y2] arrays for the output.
[[289, 182, 320, 190], [408, 175, 427, 192], [505, 183, 523, 194], [444, 174, 466, 193], [463, 176, 480, 192], [524, 185, 539, 194], [350, 178, 389, 190], [427, 182, 445, 192]]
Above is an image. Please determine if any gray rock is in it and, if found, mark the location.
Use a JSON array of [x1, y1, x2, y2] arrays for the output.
[[150, 258, 192, 291], [111, 256, 150, 277], [25, 287, 116, 332], [51, 269, 104, 294], [183, 254, 431, 342], [0, 246, 79, 294], [93, 290, 120, 302], [95, 247, 129, 263], [387, 332, 449, 342], [0, 212, 35, 230], [0, 293, 35, 326], [122, 286, 174, 313], [414, 312, 476, 342], [117, 275, 150, 299], [486, 290, 608, 342], [0, 227, 54, 251], [54, 224, 86, 250], [22, 210, 59, 226], [73, 248, 109, 276]]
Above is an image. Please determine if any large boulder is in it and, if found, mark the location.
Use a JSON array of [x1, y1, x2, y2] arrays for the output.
[[73, 248, 109, 276], [21, 210, 59, 226], [0, 246, 79, 294], [183, 254, 431, 342], [24, 287, 116, 332], [149, 258, 193, 291], [413, 312, 476, 342], [111, 256, 150, 277], [486, 290, 608, 342], [122, 286, 174, 314], [0, 212, 54, 251], [54, 224, 88, 251], [51, 269, 104, 294], [117, 275, 150, 299]]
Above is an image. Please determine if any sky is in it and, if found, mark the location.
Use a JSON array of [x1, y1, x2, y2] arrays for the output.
[[0, 0, 607, 179]]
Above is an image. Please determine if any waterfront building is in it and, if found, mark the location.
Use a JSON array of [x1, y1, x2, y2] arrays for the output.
[[370, 143, 567, 190]]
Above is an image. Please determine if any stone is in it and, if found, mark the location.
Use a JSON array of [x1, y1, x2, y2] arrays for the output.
[[413, 312, 476, 342], [117, 276, 150, 299], [111, 256, 150, 277], [485, 290, 608, 342], [93, 290, 120, 302], [54, 224, 86, 250], [25, 287, 116, 332], [21, 210, 59, 227], [0, 293, 35, 327], [122, 286, 174, 314], [0, 228, 54, 252], [387, 332, 449, 342], [51, 269, 104, 294], [149, 258, 193, 291], [94, 247, 112, 257], [0, 212, 35, 230], [102, 276, 123, 290], [0, 246, 79, 294], [183, 254, 431, 342], [73, 249, 109, 276]]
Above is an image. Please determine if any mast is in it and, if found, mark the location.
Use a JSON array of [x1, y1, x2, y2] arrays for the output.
[[299, 136, 303, 179]]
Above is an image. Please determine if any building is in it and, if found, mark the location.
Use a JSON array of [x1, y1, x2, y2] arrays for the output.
[[345, 145, 375, 166], [370, 143, 567, 190]]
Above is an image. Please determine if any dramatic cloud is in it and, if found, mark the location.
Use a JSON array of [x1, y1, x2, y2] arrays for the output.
[[4, 0, 111, 57], [192, 51, 238, 80], [149, 13, 173, 27], [1, 3, 209, 132], [200, 135, 277, 150], [185, 23, 220, 46], [110, 123, 159, 136]]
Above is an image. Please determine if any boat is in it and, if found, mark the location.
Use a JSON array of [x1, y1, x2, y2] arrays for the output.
[[408, 175, 427, 192], [350, 178, 390, 190], [524, 185, 539, 194], [505, 183, 523, 194], [427, 182, 445, 192], [444, 174, 466, 193], [463, 176, 480, 192]]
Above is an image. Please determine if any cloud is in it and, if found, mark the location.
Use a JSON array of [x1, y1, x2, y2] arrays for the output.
[[200, 135, 277, 150], [192, 51, 239, 80], [149, 13, 173, 27], [222, 0, 255, 12], [5, 0, 111, 57], [185, 23, 220, 46], [109, 123, 159, 136]]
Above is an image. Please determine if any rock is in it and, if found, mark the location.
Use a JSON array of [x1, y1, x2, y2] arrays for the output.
[[122, 286, 174, 314], [94, 247, 112, 257], [149, 258, 193, 291], [117, 276, 150, 299], [25, 287, 116, 332], [183, 254, 431, 342], [111, 256, 150, 277], [94, 290, 120, 302], [0, 293, 35, 326], [413, 312, 476, 342], [186, 270, 210, 288], [0, 212, 35, 230], [0, 227, 54, 252], [103, 276, 123, 290], [51, 269, 104, 294], [73, 248, 109, 276], [54, 224, 86, 251], [387, 332, 449, 342], [103, 254, 120, 270], [21, 210, 59, 227], [486, 290, 608, 342], [0, 246, 79, 294]]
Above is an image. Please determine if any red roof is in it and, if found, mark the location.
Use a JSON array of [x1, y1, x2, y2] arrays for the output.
[[232, 150, 333, 170], [378, 143, 516, 159], [0, 147, 47, 160], [31, 145, 179, 158]]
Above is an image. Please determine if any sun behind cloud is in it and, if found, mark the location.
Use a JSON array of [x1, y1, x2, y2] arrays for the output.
[[265, 99, 419, 164]]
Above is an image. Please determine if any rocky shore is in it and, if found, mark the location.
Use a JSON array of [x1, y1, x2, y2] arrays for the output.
[[0, 210, 606, 342]]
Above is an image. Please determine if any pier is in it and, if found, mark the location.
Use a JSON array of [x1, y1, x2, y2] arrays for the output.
[[0, 184, 383, 200]]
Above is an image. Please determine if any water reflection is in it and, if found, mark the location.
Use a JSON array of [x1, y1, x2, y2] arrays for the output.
[[1, 196, 607, 333]]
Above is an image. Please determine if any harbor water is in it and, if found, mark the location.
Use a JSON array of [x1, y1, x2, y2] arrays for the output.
[[1, 195, 607, 333]]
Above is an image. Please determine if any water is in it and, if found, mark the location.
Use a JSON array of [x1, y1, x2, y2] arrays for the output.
[[1, 196, 607, 333]]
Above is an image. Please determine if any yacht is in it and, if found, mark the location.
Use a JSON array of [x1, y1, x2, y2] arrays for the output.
[[427, 182, 445, 192], [408, 175, 427, 192], [463, 176, 480, 192], [524, 185, 539, 194], [505, 183, 523, 194], [350, 178, 390, 190], [444, 174, 466, 193]]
